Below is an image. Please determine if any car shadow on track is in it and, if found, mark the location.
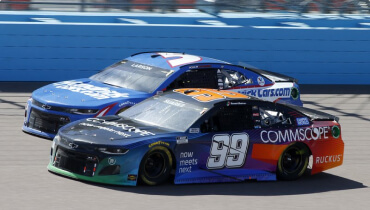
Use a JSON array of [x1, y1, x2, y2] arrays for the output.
[[92, 172, 367, 196]]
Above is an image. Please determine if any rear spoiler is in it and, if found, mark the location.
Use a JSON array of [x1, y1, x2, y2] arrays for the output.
[[248, 68, 298, 83], [285, 104, 339, 122]]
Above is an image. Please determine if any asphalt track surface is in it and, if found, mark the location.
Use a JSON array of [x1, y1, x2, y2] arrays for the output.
[[0, 83, 369, 210]]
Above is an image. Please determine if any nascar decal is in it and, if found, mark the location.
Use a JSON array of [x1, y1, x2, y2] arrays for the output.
[[260, 127, 329, 143], [207, 133, 249, 169], [53, 80, 129, 100]]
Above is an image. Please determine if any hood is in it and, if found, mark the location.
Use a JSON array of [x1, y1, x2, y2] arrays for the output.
[[59, 116, 172, 146], [32, 78, 148, 108]]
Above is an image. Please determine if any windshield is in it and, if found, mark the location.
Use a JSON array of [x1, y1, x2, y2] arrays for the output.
[[90, 60, 173, 93], [119, 95, 207, 132]]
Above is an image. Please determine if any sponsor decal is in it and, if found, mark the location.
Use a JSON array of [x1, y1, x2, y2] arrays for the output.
[[86, 118, 155, 137], [238, 88, 291, 99], [127, 174, 137, 181], [254, 125, 262, 129], [131, 63, 153, 71], [296, 117, 310, 126], [108, 157, 116, 165], [119, 101, 136, 107], [332, 125, 340, 138], [178, 152, 198, 174], [230, 102, 247, 106], [257, 76, 265, 86], [260, 127, 329, 143], [226, 101, 247, 106], [253, 113, 260, 117], [79, 122, 131, 138], [316, 155, 342, 164], [149, 141, 169, 148], [252, 106, 259, 111], [164, 99, 185, 107], [176, 136, 189, 144], [189, 128, 200, 133], [53, 80, 129, 100]]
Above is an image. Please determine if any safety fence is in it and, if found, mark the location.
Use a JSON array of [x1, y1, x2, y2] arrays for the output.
[[1, 11, 370, 84]]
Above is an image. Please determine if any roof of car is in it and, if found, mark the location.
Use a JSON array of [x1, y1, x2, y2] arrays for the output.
[[161, 88, 338, 121], [127, 52, 229, 71], [161, 88, 254, 107]]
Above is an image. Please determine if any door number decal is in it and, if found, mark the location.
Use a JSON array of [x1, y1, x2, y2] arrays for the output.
[[207, 133, 249, 169]]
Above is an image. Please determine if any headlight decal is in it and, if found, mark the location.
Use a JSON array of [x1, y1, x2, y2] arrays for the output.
[[98, 147, 129, 155]]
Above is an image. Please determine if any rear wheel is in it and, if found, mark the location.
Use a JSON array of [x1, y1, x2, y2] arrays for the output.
[[277, 143, 309, 181], [139, 146, 172, 186]]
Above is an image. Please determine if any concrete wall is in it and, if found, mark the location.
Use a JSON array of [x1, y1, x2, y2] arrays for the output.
[[1, 11, 369, 84]]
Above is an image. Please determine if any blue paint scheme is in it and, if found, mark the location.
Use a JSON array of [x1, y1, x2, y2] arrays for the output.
[[32, 78, 148, 107], [48, 115, 277, 186], [47, 88, 341, 186], [22, 52, 302, 139], [1, 12, 370, 84]]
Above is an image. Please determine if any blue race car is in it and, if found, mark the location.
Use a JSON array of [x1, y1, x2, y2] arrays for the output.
[[23, 52, 302, 139], [47, 88, 343, 186]]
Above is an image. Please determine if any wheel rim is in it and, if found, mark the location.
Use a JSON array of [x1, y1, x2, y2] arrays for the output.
[[282, 146, 303, 174], [144, 152, 166, 178]]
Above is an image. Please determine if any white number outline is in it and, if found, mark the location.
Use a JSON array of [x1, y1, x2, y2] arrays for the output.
[[157, 52, 202, 68], [206, 133, 249, 169]]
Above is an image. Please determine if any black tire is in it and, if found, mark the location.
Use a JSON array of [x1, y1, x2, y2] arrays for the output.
[[277, 143, 309, 181], [139, 146, 173, 186]]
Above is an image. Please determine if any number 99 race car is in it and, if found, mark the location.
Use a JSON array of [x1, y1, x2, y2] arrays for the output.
[[23, 52, 302, 139], [47, 89, 344, 186]]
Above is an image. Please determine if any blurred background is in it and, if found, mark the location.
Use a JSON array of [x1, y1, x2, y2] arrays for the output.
[[1, 1, 369, 84], [1, 0, 369, 14]]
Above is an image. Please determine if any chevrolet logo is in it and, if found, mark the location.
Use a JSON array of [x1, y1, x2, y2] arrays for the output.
[[41, 104, 51, 109], [68, 143, 79, 149]]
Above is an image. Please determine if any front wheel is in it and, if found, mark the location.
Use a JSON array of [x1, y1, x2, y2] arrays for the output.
[[277, 143, 309, 181], [139, 146, 173, 186]]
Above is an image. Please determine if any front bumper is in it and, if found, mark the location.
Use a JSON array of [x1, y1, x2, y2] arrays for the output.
[[22, 99, 94, 139], [48, 143, 140, 186], [47, 164, 136, 186]]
